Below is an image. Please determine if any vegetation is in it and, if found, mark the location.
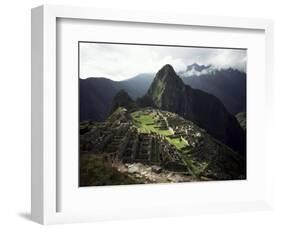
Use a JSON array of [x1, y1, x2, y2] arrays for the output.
[[181, 152, 208, 178], [166, 136, 187, 151], [131, 111, 172, 135], [80, 154, 143, 186]]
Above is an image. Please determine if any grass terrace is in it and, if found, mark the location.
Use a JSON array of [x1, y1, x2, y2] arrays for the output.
[[166, 136, 187, 150], [131, 110, 188, 151]]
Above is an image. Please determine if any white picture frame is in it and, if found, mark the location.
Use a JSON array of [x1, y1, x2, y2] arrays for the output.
[[31, 4, 274, 225]]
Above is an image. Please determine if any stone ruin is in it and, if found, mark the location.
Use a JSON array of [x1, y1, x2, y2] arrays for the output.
[[80, 118, 187, 172]]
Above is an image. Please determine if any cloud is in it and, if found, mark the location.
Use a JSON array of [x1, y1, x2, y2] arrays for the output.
[[179, 65, 217, 77], [80, 43, 247, 81]]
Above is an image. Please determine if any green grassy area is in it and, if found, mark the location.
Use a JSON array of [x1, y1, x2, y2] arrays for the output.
[[181, 152, 208, 178], [131, 111, 172, 136], [166, 137, 187, 150], [131, 110, 188, 151]]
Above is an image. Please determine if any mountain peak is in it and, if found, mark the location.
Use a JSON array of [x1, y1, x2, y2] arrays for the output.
[[155, 64, 182, 83], [145, 64, 185, 109], [157, 64, 177, 77], [110, 89, 136, 115], [162, 63, 175, 71], [115, 89, 131, 98]]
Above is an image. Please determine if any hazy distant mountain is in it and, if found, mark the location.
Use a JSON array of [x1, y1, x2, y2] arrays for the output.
[[179, 63, 246, 115], [121, 73, 154, 99], [139, 64, 245, 155]]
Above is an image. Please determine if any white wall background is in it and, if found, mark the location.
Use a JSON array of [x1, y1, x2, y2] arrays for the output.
[[0, 0, 280, 229]]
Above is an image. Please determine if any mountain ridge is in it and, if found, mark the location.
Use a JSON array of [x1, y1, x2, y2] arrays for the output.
[[79, 64, 246, 122]]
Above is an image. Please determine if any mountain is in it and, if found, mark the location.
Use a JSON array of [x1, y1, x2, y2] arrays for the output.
[[80, 77, 117, 121], [179, 63, 246, 115], [79, 74, 153, 121], [236, 112, 246, 130], [110, 90, 136, 114], [141, 64, 245, 155]]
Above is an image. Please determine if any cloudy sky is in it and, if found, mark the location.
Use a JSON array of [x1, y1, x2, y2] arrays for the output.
[[79, 42, 247, 81]]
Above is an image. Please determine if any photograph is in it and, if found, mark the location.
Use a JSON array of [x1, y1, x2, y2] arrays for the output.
[[78, 42, 247, 187]]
